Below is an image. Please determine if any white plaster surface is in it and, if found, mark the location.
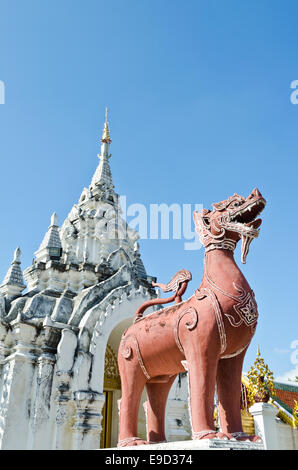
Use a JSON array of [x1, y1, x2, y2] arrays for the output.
[[249, 402, 298, 450]]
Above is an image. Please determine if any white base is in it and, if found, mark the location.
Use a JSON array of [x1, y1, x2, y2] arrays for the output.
[[111, 439, 264, 450]]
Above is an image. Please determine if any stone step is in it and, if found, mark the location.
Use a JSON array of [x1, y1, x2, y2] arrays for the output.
[[110, 438, 264, 450]]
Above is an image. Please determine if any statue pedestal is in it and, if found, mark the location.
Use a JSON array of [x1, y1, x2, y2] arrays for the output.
[[113, 438, 264, 450]]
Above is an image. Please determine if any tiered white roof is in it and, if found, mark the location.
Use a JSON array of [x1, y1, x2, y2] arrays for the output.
[[0, 247, 26, 296], [34, 212, 62, 263]]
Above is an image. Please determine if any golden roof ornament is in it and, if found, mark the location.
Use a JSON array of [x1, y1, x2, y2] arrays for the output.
[[247, 346, 275, 404], [101, 107, 112, 144]]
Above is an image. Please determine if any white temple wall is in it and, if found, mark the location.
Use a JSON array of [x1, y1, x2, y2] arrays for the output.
[[275, 419, 297, 450], [250, 402, 298, 450], [165, 373, 191, 442], [0, 321, 39, 450], [294, 425, 298, 449]]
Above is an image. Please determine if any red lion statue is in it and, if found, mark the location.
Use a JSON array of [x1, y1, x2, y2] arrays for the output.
[[117, 188, 266, 446]]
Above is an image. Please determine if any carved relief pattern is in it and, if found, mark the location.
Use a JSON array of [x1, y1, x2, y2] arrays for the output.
[[120, 334, 151, 380], [174, 307, 198, 354], [162, 270, 192, 293], [104, 344, 120, 381], [205, 262, 258, 329], [0, 362, 13, 441], [197, 288, 227, 354], [233, 292, 258, 327]]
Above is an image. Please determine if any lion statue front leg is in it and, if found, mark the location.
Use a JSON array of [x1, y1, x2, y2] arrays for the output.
[[178, 305, 234, 441]]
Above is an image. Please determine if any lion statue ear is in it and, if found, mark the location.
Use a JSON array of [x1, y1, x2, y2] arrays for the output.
[[212, 200, 228, 211], [212, 193, 242, 212]]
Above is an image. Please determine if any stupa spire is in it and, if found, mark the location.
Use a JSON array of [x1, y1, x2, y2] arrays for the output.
[[0, 247, 26, 297], [34, 212, 62, 263], [89, 108, 114, 192], [101, 107, 112, 144]]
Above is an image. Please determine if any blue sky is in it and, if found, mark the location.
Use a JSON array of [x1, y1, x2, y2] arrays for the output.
[[0, 0, 297, 380]]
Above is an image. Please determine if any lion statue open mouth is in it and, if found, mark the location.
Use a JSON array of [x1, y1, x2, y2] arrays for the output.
[[194, 188, 266, 263]]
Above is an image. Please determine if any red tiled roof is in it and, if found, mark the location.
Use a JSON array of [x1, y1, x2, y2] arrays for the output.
[[241, 378, 298, 414], [273, 388, 298, 412]]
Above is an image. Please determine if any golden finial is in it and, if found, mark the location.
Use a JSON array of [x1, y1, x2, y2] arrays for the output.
[[247, 346, 275, 404], [101, 107, 112, 144]]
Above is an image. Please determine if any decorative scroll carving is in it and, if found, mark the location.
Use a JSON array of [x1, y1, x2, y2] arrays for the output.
[[120, 334, 151, 380], [174, 307, 198, 354]]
